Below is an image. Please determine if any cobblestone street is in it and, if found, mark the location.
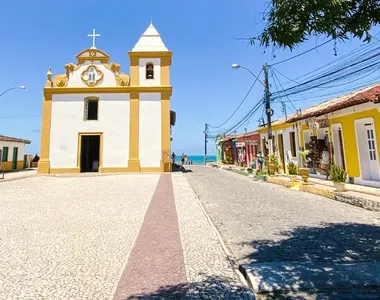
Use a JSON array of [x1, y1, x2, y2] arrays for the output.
[[184, 166, 380, 299], [2, 167, 380, 299], [0, 173, 252, 300]]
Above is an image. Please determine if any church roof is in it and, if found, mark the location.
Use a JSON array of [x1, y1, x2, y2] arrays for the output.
[[131, 23, 168, 52]]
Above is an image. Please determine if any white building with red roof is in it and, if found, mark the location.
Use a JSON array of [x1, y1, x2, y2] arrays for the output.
[[0, 135, 31, 171]]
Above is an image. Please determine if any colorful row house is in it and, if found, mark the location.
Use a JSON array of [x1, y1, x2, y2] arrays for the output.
[[215, 135, 234, 164], [258, 83, 380, 187], [215, 131, 260, 166]]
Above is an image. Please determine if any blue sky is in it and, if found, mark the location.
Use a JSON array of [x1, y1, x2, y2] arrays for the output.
[[1, 0, 379, 156]]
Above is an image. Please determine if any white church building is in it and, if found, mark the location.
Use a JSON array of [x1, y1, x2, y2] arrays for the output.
[[38, 23, 175, 174]]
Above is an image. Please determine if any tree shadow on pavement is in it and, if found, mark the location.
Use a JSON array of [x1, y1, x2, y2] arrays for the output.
[[243, 222, 380, 264], [172, 164, 193, 173], [239, 222, 380, 299], [171, 164, 193, 173], [122, 275, 254, 299]]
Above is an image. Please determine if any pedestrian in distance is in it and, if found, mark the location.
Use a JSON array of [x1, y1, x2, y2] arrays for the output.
[[257, 151, 264, 172], [171, 152, 176, 164]]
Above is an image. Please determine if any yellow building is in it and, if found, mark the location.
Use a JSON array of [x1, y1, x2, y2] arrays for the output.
[[0, 135, 31, 171], [257, 118, 299, 173], [38, 23, 174, 174], [287, 83, 380, 187]]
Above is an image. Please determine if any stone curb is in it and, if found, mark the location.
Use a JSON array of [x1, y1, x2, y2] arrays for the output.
[[335, 193, 380, 212], [211, 165, 380, 212], [0, 174, 37, 183], [189, 179, 253, 291], [239, 261, 380, 296]]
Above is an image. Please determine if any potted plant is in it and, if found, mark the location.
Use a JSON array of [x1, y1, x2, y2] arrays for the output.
[[252, 169, 259, 181], [265, 154, 280, 175], [287, 161, 298, 183], [329, 164, 347, 192], [261, 169, 268, 181], [250, 159, 256, 169], [298, 150, 310, 183]]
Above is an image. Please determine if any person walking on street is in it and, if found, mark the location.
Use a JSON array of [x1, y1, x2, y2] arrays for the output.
[[257, 151, 264, 172], [171, 152, 176, 164]]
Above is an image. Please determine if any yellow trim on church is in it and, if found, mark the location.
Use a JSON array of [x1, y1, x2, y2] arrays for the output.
[[38, 27, 173, 175], [128, 92, 141, 172], [43, 86, 172, 95]]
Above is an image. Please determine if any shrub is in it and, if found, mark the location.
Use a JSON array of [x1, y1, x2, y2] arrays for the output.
[[297, 150, 309, 167], [329, 164, 347, 183], [287, 161, 298, 175]]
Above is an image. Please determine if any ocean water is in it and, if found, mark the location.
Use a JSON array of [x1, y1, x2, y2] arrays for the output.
[[175, 155, 216, 165]]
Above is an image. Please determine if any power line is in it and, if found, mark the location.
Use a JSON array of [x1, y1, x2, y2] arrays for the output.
[[277, 79, 380, 103], [224, 99, 263, 134], [208, 69, 263, 129], [271, 50, 380, 101], [0, 114, 41, 119], [274, 65, 380, 90], [270, 39, 334, 67], [291, 40, 380, 83], [271, 68, 298, 111]]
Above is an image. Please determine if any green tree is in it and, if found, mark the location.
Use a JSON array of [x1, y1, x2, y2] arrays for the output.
[[256, 0, 380, 49]]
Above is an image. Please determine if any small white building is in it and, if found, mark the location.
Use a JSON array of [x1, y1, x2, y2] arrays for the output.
[[0, 135, 31, 171], [38, 23, 174, 174]]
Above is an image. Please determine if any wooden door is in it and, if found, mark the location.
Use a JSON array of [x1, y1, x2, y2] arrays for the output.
[[12, 147, 18, 170]]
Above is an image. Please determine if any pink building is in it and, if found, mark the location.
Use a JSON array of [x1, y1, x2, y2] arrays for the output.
[[235, 131, 260, 167]]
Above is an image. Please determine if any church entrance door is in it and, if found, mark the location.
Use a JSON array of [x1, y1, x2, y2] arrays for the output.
[[80, 135, 100, 173]]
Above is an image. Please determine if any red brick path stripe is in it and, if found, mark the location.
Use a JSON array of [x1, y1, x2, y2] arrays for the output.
[[113, 174, 187, 299]]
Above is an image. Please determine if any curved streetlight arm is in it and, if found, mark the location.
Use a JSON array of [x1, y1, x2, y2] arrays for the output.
[[235, 65, 265, 87], [0, 86, 26, 97]]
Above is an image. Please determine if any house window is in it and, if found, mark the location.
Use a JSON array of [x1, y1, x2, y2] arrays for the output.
[[2, 146, 9, 161], [289, 131, 296, 157], [146, 63, 154, 79], [84, 98, 98, 120]]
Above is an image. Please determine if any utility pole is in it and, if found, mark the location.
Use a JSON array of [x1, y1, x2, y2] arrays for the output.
[[204, 123, 208, 165], [263, 63, 273, 154]]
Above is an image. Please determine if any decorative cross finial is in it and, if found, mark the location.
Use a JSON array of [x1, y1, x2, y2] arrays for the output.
[[88, 29, 100, 49], [150, 17, 153, 25]]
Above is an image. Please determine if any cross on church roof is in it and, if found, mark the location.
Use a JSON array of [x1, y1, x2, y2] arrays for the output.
[[88, 29, 100, 49]]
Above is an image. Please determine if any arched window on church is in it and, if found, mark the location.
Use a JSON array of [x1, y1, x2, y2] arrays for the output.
[[146, 63, 154, 79]]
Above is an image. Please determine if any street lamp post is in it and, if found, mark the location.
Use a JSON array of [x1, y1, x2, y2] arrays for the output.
[[231, 64, 273, 154], [231, 64, 265, 86], [0, 86, 26, 98]]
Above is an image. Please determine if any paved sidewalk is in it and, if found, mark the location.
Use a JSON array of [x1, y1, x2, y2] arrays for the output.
[[0, 168, 37, 182], [307, 176, 380, 196], [210, 163, 380, 211], [266, 175, 380, 211], [0, 173, 252, 299]]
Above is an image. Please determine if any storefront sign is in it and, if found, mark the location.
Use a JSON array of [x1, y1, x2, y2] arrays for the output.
[[317, 118, 329, 128], [235, 142, 245, 147], [307, 117, 329, 129]]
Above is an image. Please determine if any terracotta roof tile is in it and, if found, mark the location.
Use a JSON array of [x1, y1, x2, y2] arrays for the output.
[[287, 83, 380, 122], [219, 129, 260, 141], [259, 115, 296, 128], [0, 135, 31, 144]]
